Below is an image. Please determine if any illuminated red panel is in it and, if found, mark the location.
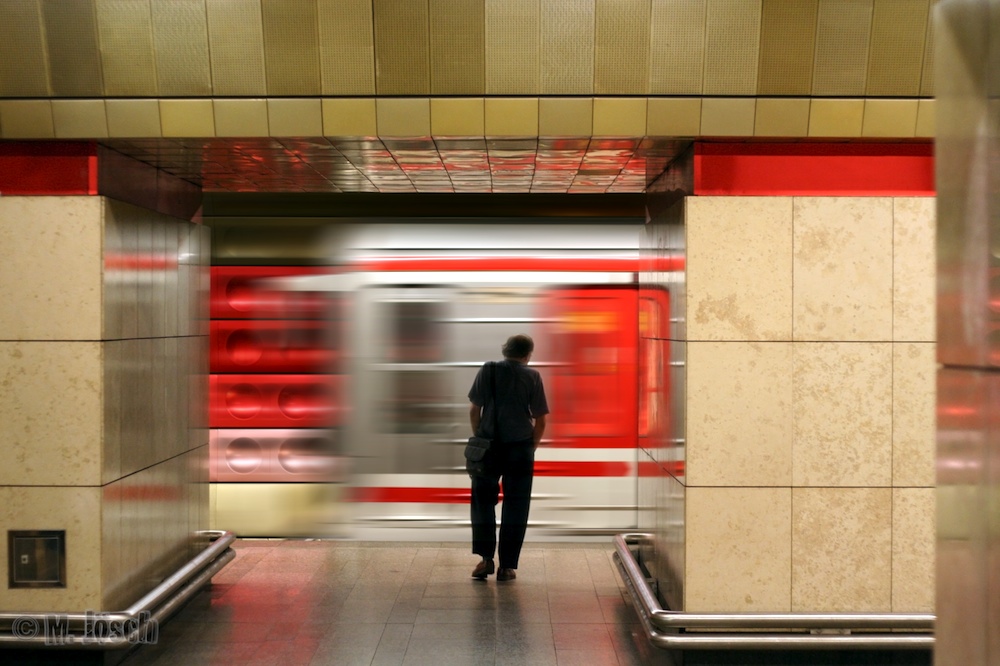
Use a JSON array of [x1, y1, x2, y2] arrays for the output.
[[210, 266, 333, 319], [540, 286, 639, 449], [210, 320, 336, 373], [694, 142, 934, 196], [209, 374, 342, 428], [0, 141, 98, 195]]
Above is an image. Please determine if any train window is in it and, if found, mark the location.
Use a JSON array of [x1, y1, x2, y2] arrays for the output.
[[382, 300, 444, 363], [378, 370, 449, 434]]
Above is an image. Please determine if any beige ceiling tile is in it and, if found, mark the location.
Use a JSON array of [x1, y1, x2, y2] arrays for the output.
[[322, 98, 377, 136], [592, 98, 646, 136], [214, 99, 269, 137], [0, 100, 55, 139], [377, 98, 431, 136], [268, 98, 323, 136], [646, 98, 701, 136], [915, 99, 934, 138], [754, 98, 810, 137], [808, 99, 864, 137], [431, 98, 484, 136], [52, 100, 108, 139], [862, 100, 918, 138], [106, 100, 162, 138], [701, 97, 755, 136], [159, 99, 216, 137], [538, 98, 593, 136], [484, 98, 538, 136]]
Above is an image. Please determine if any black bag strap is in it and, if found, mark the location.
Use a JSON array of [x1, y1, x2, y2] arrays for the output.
[[489, 361, 498, 439]]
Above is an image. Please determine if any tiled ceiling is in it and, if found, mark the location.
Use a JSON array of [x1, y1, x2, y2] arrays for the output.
[[101, 137, 690, 194]]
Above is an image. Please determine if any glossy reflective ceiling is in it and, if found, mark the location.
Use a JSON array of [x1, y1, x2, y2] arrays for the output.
[[101, 137, 687, 194]]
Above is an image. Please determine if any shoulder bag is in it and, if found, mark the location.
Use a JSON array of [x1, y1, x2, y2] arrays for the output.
[[465, 361, 496, 478]]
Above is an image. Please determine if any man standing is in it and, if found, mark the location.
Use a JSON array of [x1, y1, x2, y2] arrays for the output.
[[468, 334, 549, 582]]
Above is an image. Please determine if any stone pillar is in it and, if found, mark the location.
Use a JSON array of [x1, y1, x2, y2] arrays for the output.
[[641, 143, 936, 615], [0, 144, 208, 613]]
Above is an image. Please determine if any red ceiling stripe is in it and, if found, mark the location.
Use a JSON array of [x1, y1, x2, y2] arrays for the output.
[[0, 141, 99, 195], [693, 142, 934, 196]]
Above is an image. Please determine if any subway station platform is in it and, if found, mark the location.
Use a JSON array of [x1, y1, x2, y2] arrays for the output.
[[92, 539, 929, 666]]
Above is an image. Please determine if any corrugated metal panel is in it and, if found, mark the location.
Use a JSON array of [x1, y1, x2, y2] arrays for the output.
[[318, 0, 375, 95], [429, 0, 484, 94], [649, 0, 705, 95], [42, 0, 103, 97], [0, 0, 50, 97], [594, 0, 649, 94], [373, 0, 430, 95], [703, 0, 761, 95], [757, 0, 816, 96], [540, 0, 594, 94], [206, 0, 266, 96], [812, 0, 873, 96], [261, 0, 321, 96], [866, 0, 928, 96], [96, 0, 158, 97], [919, 0, 937, 97], [485, 0, 538, 94], [151, 0, 212, 96]]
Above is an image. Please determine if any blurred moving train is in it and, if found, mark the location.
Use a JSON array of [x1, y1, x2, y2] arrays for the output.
[[209, 222, 669, 541]]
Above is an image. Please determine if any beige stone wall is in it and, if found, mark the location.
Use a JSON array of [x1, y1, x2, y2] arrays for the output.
[[0, 196, 208, 612], [644, 195, 936, 613]]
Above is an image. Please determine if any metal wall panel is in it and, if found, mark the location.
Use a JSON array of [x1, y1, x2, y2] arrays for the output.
[[429, 0, 484, 94], [42, 0, 103, 97], [96, 0, 158, 97], [812, 0, 873, 96], [318, 0, 376, 95], [206, 0, 266, 96], [485, 0, 538, 95], [649, 0, 705, 95], [919, 0, 938, 97], [151, 0, 212, 96], [0, 0, 50, 97], [373, 0, 431, 95], [866, 0, 929, 96], [540, 0, 594, 94], [757, 0, 817, 96], [261, 0, 321, 96], [703, 0, 761, 96], [594, 0, 649, 95]]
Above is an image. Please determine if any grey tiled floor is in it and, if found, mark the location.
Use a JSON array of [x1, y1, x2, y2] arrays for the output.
[[125, 539, 676, 666]]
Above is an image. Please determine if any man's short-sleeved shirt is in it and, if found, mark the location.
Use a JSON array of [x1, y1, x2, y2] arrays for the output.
[[468, 359, 549, 443]]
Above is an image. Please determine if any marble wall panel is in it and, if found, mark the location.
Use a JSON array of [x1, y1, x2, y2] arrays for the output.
[[0, 341, 103, 486], [685, 487, 792, 612], [792, 342, 892, 487], [0, 486, 102, 612], [793, 197, 893, 342], [686, 341, 793, 486], [791, 487, 892, 612], [686, 196, 793, 341], [892, 342, 936, 487], [892, 487, 935, 612], [0, 196, 103, 341], [892, 197, 936, 342]]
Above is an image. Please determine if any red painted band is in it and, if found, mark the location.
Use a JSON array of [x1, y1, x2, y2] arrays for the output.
[[694, 142, 934, 196]]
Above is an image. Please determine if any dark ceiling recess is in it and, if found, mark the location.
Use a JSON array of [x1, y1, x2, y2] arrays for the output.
[[201, 192, 648, 220]]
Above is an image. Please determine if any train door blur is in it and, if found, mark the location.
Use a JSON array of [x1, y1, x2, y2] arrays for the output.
[[536, 286, 639, 532]]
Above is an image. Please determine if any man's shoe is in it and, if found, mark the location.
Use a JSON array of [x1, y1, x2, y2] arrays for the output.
[[472, 558, 495, 580], [497, 568, 516, 581]]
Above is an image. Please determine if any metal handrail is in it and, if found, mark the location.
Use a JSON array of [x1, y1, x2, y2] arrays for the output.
[[613, 533, 935, 651], [0, 530, 235, 649]]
